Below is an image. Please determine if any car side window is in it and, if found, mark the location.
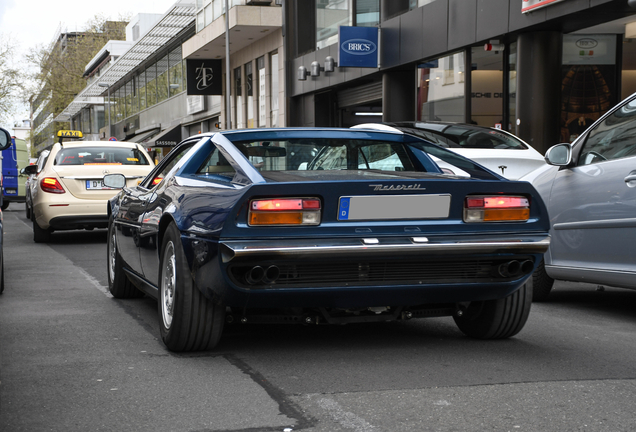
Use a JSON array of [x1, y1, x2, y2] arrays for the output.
[[578, 99, 636, 166], [144, 143, 195, 188], [195, 146, 235, 180]]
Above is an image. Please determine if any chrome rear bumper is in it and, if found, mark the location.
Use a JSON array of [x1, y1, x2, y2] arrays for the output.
[[219, 234, 550, 263]]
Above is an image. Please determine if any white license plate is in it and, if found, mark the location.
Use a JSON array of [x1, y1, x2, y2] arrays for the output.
[[5, 189, 17, 195], [86, 180, 115, 190], [338, 194, 451, 221]]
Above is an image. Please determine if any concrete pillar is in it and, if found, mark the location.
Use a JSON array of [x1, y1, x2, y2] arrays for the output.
[[516, 31, 562, 154], [383, 68, 416, 122]]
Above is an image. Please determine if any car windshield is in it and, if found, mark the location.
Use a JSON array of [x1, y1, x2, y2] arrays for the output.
[[403, 124, 527, 150], [232, 139, 417, 172], [54, 146, 150, 166]]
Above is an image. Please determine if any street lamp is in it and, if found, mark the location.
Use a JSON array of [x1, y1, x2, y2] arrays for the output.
[[97, 82, 111, 140]]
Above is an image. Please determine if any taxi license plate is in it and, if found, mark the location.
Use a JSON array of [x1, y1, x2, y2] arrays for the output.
[[338, 194, 451, 221], [86, 180, 114, 190]]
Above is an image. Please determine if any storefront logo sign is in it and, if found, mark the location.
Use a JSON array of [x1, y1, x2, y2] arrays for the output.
[[575, 38, 598, 49], [338, 26, 379, 68], [341, 39, 377, 56], [186, 59, 222, 96]]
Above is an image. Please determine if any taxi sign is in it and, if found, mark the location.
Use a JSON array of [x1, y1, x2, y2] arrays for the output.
[[57, 130, 83, 138]]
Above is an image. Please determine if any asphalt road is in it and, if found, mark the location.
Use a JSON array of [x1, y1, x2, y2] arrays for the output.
[[1, 205, 636, 432]]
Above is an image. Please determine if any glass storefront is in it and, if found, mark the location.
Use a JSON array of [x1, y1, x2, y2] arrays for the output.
[[417, 52, 465, 122], [470, 45, 503, 128]]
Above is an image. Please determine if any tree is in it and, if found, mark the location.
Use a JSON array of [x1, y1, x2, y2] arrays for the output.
[[26, 14, 129, 145], [0, 34, 23, 128]]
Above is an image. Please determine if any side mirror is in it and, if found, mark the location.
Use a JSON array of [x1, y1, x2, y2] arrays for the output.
[[23, 165, 38, 175], [544, 143, 572, 166], [103, 173, 126, 189], [0, 127, 13, 151]]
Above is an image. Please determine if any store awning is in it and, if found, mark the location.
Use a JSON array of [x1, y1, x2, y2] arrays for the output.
[[149, 125, 182, 147], [128, 128, 160, 143]]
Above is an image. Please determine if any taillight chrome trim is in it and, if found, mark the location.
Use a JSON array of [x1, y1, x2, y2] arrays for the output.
[[248, 197, 322, 226], [464, 195, 530, 223]]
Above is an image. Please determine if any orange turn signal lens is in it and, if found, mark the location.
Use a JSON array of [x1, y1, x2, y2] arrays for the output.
[[464, 195, 530, 222]]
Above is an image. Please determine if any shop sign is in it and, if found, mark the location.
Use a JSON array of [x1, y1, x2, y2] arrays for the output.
[[186, 59, 222, 96], [522, 0, 567, 13], [338, 26, 379, 68], [562, 34, 616, 65], [186, 96, 205, 115]]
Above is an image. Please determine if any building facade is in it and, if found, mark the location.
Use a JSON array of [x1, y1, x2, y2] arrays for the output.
[[285, 0, 636, 153]]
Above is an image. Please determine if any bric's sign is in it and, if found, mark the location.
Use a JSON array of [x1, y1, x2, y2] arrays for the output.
[[338, 26, 379, 68]]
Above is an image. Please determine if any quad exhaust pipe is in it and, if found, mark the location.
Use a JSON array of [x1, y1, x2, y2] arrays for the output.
[[498, 260, 534, 278], [245, 265, 280, 285]]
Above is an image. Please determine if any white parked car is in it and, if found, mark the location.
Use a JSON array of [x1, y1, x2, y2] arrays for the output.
[[353, 122, 545, 180]]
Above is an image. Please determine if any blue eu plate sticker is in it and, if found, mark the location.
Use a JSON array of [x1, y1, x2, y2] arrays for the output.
[[338, 197, 351, 220]]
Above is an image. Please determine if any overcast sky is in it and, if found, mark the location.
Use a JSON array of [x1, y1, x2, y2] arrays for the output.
[[0, 0, 177, 128]]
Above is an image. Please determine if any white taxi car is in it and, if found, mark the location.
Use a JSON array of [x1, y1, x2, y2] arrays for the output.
[[25, 139, 154, 242]]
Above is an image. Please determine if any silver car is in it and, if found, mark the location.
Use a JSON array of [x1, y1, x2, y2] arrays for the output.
[[521, 93, 636, 301]]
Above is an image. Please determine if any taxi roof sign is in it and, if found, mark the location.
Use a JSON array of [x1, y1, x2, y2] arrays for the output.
[[57, 130, 83, 138]]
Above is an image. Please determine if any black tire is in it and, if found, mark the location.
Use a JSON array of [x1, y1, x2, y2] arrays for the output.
[[158, 222, 225, 352], [25, 203, 31, 219], [531, 258, 554, 302], [453, 282, 532, 339], [1, 201, 9, 210], [107, 220, 143, 299], [33, 218, 51, 243]]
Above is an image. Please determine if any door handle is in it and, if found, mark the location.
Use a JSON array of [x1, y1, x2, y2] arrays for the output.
[[624, 174, 636, 183]]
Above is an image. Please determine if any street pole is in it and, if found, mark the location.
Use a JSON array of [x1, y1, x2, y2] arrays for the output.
[[225, 0, 231, 130]]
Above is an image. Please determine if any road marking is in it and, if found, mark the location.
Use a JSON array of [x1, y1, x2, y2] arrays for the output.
[[316, 397, 378, 432]]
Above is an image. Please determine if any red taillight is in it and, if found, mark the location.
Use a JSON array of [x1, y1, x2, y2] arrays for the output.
[[464, 195, 529, 222], [249, 198, 321, 226], [40, 177, 66, 194]]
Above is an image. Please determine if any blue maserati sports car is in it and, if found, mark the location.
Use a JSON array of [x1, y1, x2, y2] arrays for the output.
[[104, 128, 550, 352]]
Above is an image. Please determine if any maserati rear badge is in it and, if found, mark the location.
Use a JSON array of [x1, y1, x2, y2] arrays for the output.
[[369, 184, 425, 191]]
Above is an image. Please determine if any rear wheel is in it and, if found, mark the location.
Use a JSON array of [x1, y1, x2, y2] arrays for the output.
[[453, 282, 532, 339], [531, 258, 554, 302], [158, 222, 225, 352], [107, 220, 143, 299], [32, 218, 51, 243], [1, 202, 9, 210]]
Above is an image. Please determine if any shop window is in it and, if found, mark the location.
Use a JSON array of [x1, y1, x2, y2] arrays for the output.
[[169, 46, 183, 97], [417, 52, 465, 123], [146, 64, 157, 107], [561, 34, 617, 143], [246, 61, 254, 128], [157, 55, 170, 103], [356, 0, 379, 27], [471, 46, 503, 128], [508, 42, 518, 135], [317, 0, 351, 50], [235, 66, 243, 128], [270, 52, 279, 127], [257, 56, 266, 127], [139, 70, 147, 111]]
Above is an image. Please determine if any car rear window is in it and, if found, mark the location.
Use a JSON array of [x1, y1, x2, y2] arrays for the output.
[[54, 147, 150, 166], [233, 139, 416, 172]]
